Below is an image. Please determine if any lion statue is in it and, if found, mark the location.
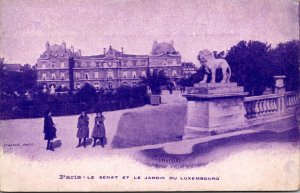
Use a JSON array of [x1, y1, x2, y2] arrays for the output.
[[197, 49, 231, 83]]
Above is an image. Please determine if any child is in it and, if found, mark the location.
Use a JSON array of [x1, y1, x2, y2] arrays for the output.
[[76, 111, 89, 148], [91, 111, 106, 147]]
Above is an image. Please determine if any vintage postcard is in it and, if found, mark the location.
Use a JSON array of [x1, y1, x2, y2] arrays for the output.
[[0, 0, 299, 191]]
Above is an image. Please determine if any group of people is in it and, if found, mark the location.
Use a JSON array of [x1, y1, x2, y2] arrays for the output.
[[43, 110, 107, 151]]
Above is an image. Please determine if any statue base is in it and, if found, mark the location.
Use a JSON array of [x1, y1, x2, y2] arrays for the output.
[[183, 83, 248, 139]]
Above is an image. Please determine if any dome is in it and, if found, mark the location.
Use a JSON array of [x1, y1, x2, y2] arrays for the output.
[[152, 42, 177, 55]]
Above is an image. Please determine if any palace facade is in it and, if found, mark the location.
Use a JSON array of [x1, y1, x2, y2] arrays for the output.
[[36, 41, 183, 90], [181, 62, 198, 78]]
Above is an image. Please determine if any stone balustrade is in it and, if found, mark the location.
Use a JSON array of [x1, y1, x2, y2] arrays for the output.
[[244, 91, 300, 119], [285, 91, 300, 108], [244, 94, 279, 118]]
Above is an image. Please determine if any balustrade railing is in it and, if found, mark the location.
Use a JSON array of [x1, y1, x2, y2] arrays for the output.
[[244, 91, 300, 120], [244, 94, 279, 119], [285, 91, 300, 108]]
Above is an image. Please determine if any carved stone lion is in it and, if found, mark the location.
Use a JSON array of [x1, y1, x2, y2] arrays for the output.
[[197, 49, 231, 83]]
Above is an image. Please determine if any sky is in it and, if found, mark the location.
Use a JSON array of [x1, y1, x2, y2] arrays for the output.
[[0, 0, 298, 65]]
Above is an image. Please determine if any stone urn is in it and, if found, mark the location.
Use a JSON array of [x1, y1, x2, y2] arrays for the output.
[[274, 75, 286, 94]]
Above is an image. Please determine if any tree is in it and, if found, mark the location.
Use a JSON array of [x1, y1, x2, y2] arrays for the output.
[[140, 69, 169, 94], [0, 62, 37, 95], [73, 83, 98, 109], [68, 56, 75, 95], [115, 85, 131, 107], [226, 40, 273, 95], [21, 65, 37, 92], [270, 40, 299, 91]]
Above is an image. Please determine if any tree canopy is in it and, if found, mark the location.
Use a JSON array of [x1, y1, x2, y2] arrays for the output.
[[226, 40, 273, 95], [140, 69, 169, 94], [269, 40, 299, 91], [178, 40, 299, 96]]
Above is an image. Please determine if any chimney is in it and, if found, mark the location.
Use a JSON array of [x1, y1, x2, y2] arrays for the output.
[[78, 49, 81, 56], [62, 41, 66, 50], [151, 40, 158, 54], [103, 48, 106, 54], [121, 47, 124, 54], [46, 41, 50, 50], [70, 45, 74, 53]]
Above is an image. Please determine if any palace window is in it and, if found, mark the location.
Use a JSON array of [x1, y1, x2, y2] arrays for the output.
[[123, 71, 127, 79], [60, 73, 65, 80], [96, 62, 100, 67], [42, 73, 47, 80], [51, 64, 55, 68], [77, 62, 81, 67], [107, 71, 114, 79], [172, 70, 177, 77], [167, 69, 172, 76], [75, 72, 80, 80], [94, 72, 99, 79], [142, 71, 146, 78], [61, 62, 65, 68], [85, 73, 89, 80], [51, 73, 56, 80], [132, 71, 137, 78], [87, 62, 90, 67]]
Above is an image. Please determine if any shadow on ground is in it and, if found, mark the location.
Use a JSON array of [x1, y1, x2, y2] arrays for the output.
[[52, 140, 62, 150], [135, 128, 300, 168]]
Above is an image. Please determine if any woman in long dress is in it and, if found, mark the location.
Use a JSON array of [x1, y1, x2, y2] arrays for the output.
[[43, 109, 57, 151], [76, 111, 89, 148], [92, 112, 106, 147]]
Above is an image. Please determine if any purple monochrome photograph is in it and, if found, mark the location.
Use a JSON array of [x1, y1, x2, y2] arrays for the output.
[[0, 0, 299, 191]]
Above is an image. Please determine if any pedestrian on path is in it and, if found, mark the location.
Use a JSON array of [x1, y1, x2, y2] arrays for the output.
[[43, 109, 57, 151], [92, 111, 106, 147], [76, 111, 89, 148]]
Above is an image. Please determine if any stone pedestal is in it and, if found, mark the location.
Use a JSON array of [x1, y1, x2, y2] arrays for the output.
[[183, 83, 248, 139], [274, 75, 286, 94]]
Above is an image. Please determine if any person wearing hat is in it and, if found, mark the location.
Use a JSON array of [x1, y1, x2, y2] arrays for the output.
[[76, 111, 89, 148], [43, 109, 57, 151]]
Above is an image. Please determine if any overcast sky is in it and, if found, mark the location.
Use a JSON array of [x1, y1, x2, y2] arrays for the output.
[[0, 0, 298, 65]]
